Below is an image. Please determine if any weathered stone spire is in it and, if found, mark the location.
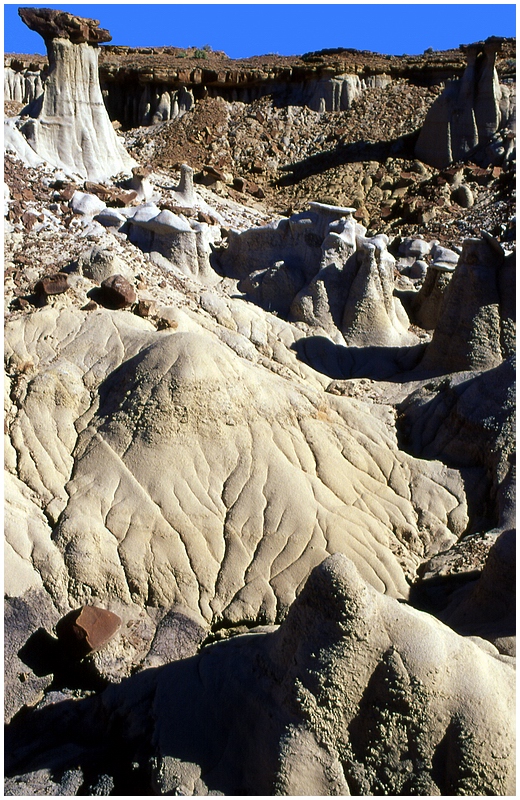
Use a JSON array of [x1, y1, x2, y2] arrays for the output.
[[415, 37, 509, 168], [17, 7, 136, 180]]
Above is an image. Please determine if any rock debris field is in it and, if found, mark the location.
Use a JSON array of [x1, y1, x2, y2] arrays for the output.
[[3, 7, 516, 797]]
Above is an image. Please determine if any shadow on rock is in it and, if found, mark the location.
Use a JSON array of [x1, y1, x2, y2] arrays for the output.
[[5, 555, 516, 796], [18, 628, 109, 692], [291, 335, 426, 380], [277, 131, 419, 186]]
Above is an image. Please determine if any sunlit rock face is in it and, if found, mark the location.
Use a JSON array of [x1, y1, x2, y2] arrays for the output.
[[16, 7, 135, 181]]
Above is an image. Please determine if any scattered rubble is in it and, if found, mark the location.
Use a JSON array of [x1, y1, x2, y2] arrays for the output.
[[3, 10, 516, 798]]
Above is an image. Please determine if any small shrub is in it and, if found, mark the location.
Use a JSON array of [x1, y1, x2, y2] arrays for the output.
[[193, 48, 208, 59]]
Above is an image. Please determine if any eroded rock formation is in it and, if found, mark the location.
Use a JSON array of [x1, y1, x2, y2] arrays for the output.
[[5, 557, 516, 795], [217, 203, 419, 355], [415, 37, 515, 168], [13, 8, 135, 180], [3, 10, 516, 796]]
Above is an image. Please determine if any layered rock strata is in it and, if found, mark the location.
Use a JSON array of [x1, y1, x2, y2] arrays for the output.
[[6, 39, 515, 130], [13, 8, 135, 180]]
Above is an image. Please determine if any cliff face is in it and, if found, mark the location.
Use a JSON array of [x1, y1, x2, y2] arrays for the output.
[[5, 39, 516, 128]]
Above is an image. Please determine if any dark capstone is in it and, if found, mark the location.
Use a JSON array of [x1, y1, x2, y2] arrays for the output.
[[56, 606, 122, 658], [99, 274, 136, 308], [18, 7, 112, 44]]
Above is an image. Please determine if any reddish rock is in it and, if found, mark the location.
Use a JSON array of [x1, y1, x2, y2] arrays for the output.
[[84, 182, 138, 207], [159, 202, 196, 217], [202, 164, 226, 181], [60, 185, 77, 202], [56, 606, 121, 657], [34, 273, 70, 296], [135, 298, 156, 318], [19, 7, 112, 45], [233, 176, 264, 198], [21, 211, 42, 231], [100, 274, 136, 308]]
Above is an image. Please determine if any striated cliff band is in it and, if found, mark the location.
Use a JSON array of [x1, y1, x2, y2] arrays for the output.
[[4, 7, 516, 797]]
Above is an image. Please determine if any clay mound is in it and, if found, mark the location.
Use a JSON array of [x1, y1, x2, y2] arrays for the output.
[[55, 329, 465, 619], [6, 306, 467, 631], [5, 555, 515, 795]]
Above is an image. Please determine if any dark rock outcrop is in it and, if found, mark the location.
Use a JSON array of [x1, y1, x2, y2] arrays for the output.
[[18, 7, 112, 45]]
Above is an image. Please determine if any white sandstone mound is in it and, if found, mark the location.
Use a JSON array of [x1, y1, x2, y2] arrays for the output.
[[15, 8, 136, 181], [5, 305, 467, 632]]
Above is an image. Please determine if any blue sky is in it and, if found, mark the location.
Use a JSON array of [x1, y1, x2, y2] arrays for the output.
[[4, 3, 516, 58]]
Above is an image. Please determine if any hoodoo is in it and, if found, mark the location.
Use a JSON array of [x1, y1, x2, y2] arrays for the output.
[[415, 37, 515, 168], [15, 7, 135, 180], [3, 5, 516, 796]]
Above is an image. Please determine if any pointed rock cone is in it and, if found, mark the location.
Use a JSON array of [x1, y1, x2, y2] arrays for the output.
[[18, 7, 136, 181]]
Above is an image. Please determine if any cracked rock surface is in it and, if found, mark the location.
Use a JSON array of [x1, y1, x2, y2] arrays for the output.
[[4, 12, 516, 797]]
